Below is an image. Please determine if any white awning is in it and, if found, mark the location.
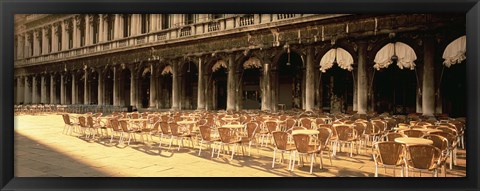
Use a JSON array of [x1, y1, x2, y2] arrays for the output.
[[374, 42, 417, 70], [319, 48, 354, 73], [161, 65, 172, 75], [243, 57, 262, 69], [442, 35, 466, 67], [212, 60, 227, 72]]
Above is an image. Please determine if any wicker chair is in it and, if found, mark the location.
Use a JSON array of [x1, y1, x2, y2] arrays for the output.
[[216, 127, 243, 160], [299, 118, 313, 129], [372, 141, 405, 177], [198, 125, 220, 157], [404, 144, 441, 177], [423, 134, 449, 176], [333, 125, 358, 157], [86, 116, 106, 140], [271, 131, 296, 169], [118, 120, 137, 145], [383, 132, 406, 141], [158, 121, 171, 147], [108, 118, 123, 144], [353, 122, 366, 151], [316, 127, 333, 166], [62, 114, 78, 135], [430, 132, 458, 169], [77, 116, 89, 138], [291, 134, 321, 174], [240, 122, 259, 156], [168, 122, 194, 151]]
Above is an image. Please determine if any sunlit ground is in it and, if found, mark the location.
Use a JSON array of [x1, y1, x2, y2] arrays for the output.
[[14, 113, 467, 177]]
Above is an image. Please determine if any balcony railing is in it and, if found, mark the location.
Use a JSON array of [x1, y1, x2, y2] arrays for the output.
[[239, 14, 255, 26], [15, 14, 337, 67]]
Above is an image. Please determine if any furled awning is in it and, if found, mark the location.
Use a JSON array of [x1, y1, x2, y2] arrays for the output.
[[212, 60, 227, 72], [243, 57, 262, 69], [319, 48, 354, 73], [374, 42, 417, 70], [161, 65, 172, 75], [442, 35, 466, 68]]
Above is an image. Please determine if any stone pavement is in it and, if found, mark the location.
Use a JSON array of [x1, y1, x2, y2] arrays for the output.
[[14, 114, 466, 177]]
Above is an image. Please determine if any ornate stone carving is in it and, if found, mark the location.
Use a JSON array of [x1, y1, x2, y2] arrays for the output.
[[74, 15, 82, 27], [53, 22, 61, 34]]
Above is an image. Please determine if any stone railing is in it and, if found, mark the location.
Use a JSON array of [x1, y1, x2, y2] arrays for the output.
[[208, 21, 221, 32], [180, 27, 192, 37], [239, 14, 255, 26], [277, 14, 297, 20]]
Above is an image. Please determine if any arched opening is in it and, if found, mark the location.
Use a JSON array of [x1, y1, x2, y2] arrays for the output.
[[180, 62, 198, 110], [87, 70, 99, 105], [77, 71, 85, 104], [55, 74, 61, 104], [441, 62, 466, 117], [211, 61, 228, 110], [277, 51, 303, 110], [140, 70, 151, 108], [64, 73, 72, 104], [159, 65, 173, 109], [240, 57, 262, 109], [321, 65, 354, 113], [120, 68, 131, 106], [374, 66, 417, 114], [372, 42, 418, 114], [104, 68, 114, 105]]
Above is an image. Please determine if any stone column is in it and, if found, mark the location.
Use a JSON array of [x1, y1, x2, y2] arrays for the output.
[[24, 77, 31, 104], [98, 71, 104, 105], [62, 20, 69, 50], [422, 35, 435, 116], [84, 69, 90, 104], [261, 63, 272, 111], [60, 74, 65, 104], [33, 30, 39, 56], [235, 70, 243, 111], [114, 14, 121, 40], [113, 67, 120, 106], [85, 14, 91, 46], [149, 65, 157, 108], [32, 76, 38, 104], [130, 70, 137, 108], [136, 74, 142, 109], [226, 55, 236, 111], [17, 34, 24, 59], [197, 59, 205, 110], [16, 77, 21, 104], [171, 63, 180, 110], [41, 26, 47, 55], [50, 75, 55, 104], [99, 14, 105, 43], [52, 24, 58, 52], [305, 46, 315, 111], [71, 73, 77, 104], [357, 41, 368, 114]]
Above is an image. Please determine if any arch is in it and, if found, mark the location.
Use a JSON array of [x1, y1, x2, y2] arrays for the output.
[[87, 69, 99, 105], [158, 63, 173, 109], [179, 61, 198, 110], [239, 56, 262, 110], [119, 67, 131, 107], [319, 47, 354, 73], [276, 50, 304, 110], [103, 67, 114, 105]]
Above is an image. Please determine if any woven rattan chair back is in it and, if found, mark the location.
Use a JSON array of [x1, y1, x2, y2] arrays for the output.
[[335, 125, 355, 141], [245, 122, 258, 139], [265, 121, 278, 133], [119, 120, 129, 132], [402, 130, 425, 138], [199, 125, 213, 141], [218, 127, 235, 143], [317, 127, 332, 147], [300, 118, 312, 129], [78, 116, 87, 128], [62, 114, 71, 125], [285, 118, 297, 129], [159, 122, 170, 134], [406, 144, 441, 170], [376, 141, 404, 165], [272, 131, 289, 150], [423, 135, 448, 151], [169, 123, 181, 136], [292, 134, 315, 154]]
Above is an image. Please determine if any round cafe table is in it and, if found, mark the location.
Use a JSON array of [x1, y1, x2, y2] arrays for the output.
[[292, 129, 319, 135], [394, 137, 433, 145], [222, 117, 239, 121], [411, 128, 443, 134], [222, 124, 244, 129]]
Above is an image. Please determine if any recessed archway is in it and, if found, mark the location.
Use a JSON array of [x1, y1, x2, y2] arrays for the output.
[[277, 51, 303, 110]]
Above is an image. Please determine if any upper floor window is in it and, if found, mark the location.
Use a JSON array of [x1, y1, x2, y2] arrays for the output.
[[107, 15, 114, 41], [162, 14, 170, 29], [185, 14, 194, 25], [123, 14, 130, 38], [141, 14, 149, 34], [211, 14, 223, 20]]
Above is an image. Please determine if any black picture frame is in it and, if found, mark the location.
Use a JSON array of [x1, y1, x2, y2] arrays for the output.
[[1, 0, 479, 191]]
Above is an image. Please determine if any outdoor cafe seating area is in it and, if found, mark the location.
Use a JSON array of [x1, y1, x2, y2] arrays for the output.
[[15, 105, 466, 177]]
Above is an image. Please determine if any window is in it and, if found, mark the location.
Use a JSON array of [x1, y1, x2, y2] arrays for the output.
[[68, 27, 73, 49], [80, 19, 85, 46], [212, 14, 223, 20], [141, 14, 149, 34], [47, 31, 52, 53], [57, 29, 62, 51], [123, 14, 130, 37], [38, 33, 43, 54], [185, 14, 194, 25], [93, 18, 99, 44], [107, 15, 114, 41], [162, 14, 170, 29]]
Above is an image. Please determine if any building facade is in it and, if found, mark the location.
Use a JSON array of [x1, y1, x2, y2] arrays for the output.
[[13, 14, 466, 116]]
